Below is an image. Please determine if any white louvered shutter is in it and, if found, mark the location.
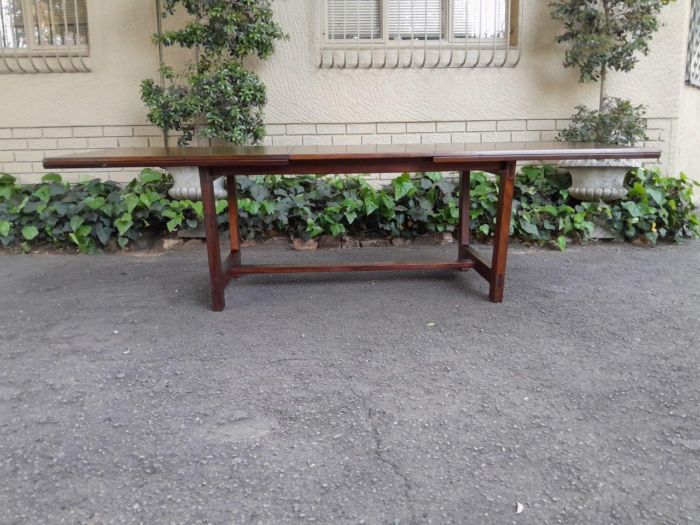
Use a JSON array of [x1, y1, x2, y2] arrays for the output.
[[452, 0, 506, 39], [388, 0, 443, 40], [327, 0, 381, 40]]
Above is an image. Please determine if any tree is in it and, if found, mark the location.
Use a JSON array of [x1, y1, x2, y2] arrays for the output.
[[550, 0, 674, 145], [141, 0, 286, 147]]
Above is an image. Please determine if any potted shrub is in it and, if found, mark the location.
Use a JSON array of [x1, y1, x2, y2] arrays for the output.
[[141, 0, 286, 201], [550, 0, 674, 201]]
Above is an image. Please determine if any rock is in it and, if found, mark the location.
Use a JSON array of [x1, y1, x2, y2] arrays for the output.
[[436, 232, 455, 244], [317, 235, 340, 249], [360, 237, 391, 248], [413, 235, 437, 246], [132, 231, 160, 251], [264, 235, 289, 247], [177, 225, 206, 239], [341, 236, 361, 248], [291, 238, 318, 251], [390, 237, 413, 247], [162, 238, 183, 251], [240, 239, 257, 248]]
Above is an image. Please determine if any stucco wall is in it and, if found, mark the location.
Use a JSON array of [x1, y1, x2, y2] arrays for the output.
[[677, 86, 700, 179], [0, 0, 695, 183]]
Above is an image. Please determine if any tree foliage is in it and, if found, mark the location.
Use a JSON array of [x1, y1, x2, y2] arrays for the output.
[[141, 0, 286, 146], [549, 0, 674, 83], [558, 97, 648, 146], [550, 0, 673, 144]]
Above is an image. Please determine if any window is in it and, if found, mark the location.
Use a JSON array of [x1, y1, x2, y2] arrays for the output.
[[322, 0, 520, 68], [0, 0, 90, 73], [688, 0, 700, 88]]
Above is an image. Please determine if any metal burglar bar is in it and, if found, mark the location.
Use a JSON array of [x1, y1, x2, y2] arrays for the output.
[[321, 0, 521, 68], [0, 0, 89, 73], [688, 0, 700, 88]]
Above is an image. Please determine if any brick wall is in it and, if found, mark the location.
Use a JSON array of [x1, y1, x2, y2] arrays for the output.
[[0, 119, 672, 185]]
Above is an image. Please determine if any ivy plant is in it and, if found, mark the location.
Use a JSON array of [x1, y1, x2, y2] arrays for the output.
[[550, 0, 674, 145], [141, 0, 286, 146], [1, 169, 698, 254]]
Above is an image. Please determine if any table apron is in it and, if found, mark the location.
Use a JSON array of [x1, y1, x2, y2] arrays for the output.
[[210, 159, 507, 177]]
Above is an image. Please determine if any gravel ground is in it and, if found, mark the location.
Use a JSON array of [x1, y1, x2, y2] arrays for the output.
[[0, 241, 699, 525]]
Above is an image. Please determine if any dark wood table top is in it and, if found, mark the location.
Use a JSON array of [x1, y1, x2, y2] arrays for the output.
[[43, 142, 661, 169]]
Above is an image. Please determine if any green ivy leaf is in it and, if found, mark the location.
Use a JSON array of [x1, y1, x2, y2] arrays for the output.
[[124, 195, 140, 214], [70, 215, 85, 232], [85, 196, 106, 210], [41, 173, 62, 184], [21, 225, 39, 241], [330, 223, 346, 236], [115, 214, 134, 237], [0, 220, 11, 237], [557, 236, 567, 251]]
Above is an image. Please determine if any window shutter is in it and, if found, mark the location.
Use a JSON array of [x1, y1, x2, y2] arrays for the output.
[[327, 0, 381, 40], [388, 0, 443, 40], [453, 0, 506, 39]]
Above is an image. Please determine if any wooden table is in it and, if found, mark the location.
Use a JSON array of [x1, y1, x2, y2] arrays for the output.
[[44, 143, 660, 311]]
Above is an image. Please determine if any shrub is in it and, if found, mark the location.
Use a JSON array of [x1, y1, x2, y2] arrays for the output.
[[0, 168, 698, 254], [550, 0, 674, 145], [141, 0, 286, 146]]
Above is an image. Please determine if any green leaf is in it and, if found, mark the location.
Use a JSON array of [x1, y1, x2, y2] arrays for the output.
[[167, 218, 182, 232], [621, 201, 642, 218], [139, 192, 153, 208], [70, 215, 85, 232], [115, 214, 133, 237], [393, 174, 416, 200], [85, 196, 106, 210], [191, 201, 204, 218], [0, 220, 11, 237], [140, 169, 164, 185], [124, 195, 140, 214], [41, 173, 62, 183], [21, 225, 39, 241], [344, 211, 357, 224], [364, 196, 379, 215], [215, 199, 228, 215], [557, 236, 567, 251], [0, 174, 17, 186], [94, 223, 112, 246], [519, 220, 540, 237], [32, 186, 51, 204], [330, 223, 346, 236]]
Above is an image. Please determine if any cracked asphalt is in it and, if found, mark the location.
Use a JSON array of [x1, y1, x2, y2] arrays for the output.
[[1, 241, 699, 524]]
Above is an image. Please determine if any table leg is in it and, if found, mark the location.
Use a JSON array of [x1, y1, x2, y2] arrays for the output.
[[457, 170, 471, 265], [226, 175, 242, 276], [489, 161, 516, 303], [200, 168, 225, 311]]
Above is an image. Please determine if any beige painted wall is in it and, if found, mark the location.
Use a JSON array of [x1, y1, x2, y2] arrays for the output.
[[1, 1, 158, 128], [0, 0, 697, 180], [260, 0, 688, 124], [678, 86, 700, 178]]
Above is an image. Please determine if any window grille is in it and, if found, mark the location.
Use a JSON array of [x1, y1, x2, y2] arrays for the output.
[[688, 0, 700, 88], [321, 0, 521, 68], [0, 0, 90, 73]]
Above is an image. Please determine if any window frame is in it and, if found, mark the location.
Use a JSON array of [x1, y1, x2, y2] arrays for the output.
[[0, 0, 90, 58], [322, 0, 519, 49], [688, 0, 700, 88]]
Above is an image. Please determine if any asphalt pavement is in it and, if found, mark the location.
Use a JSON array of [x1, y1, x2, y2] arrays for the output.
[[1, 241, 699, 524]]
